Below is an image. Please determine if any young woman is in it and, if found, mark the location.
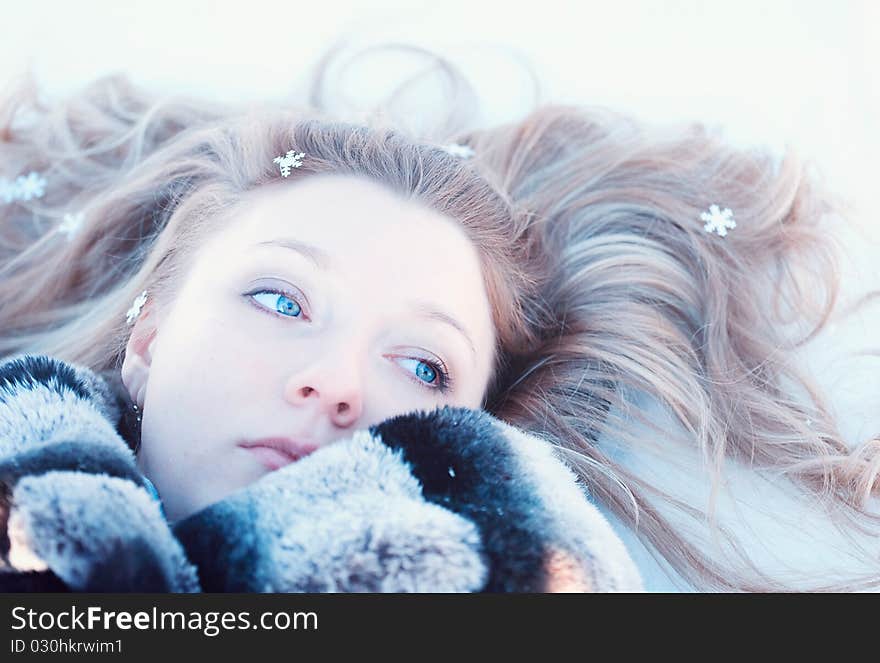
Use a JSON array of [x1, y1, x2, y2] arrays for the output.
[[1, 46, 877, 592]]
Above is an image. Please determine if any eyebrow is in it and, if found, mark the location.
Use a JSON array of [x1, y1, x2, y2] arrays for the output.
[[253, 238, 479, 365], [407, 301, 478, 365], [254, 238, 333, 271]]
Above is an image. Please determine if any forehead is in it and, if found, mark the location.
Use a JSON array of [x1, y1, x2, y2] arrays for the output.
[[215, 174, 484, 287], [186, 173, 497, 382]]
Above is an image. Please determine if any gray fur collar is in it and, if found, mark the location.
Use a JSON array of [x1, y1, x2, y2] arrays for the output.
[[0, 354, 642, 592]]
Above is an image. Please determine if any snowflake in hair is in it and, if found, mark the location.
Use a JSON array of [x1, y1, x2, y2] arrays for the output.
[[273, 150, 305, 177], [126, 290, 148, 325], [1, 171, 48, 204], [58, 212, 85, 239], [700, 204, 736, 237], [15, 171, 48, 201]]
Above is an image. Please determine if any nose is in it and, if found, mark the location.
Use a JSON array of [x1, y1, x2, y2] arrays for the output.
[[282, 358, 365, 429]]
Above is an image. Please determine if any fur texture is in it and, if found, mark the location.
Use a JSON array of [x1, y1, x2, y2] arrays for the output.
[[0, 354, 199, 592], [0, 354, 642, 592]]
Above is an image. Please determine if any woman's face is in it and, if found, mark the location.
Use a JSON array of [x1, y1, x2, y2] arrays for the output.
[[123, 174, 497, 522]]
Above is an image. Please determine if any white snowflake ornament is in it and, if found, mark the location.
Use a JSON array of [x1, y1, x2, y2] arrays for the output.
[[58, 212, 85, 239], [273, 150, 305, 177], [16, 171, 48, 200], [700, 204, 736, 237], [126, 290, 149, 325], [1, 170, 48, 204]]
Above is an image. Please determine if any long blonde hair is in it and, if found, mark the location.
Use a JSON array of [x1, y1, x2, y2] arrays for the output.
[[2, 45, 878, 591]]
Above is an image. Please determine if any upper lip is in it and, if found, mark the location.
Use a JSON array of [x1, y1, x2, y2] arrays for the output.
[[238, 436, 320, 462]]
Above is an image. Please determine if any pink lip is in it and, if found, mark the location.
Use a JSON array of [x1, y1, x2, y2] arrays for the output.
[[239, 437, 319, 471]]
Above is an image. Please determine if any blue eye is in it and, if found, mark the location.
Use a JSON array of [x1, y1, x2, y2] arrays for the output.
[[398, 357, 450, 391], [251, 290, 302, 317], [245, 287, 454, 394], [396, 357, 454, 393], [416, 361, 436, 383]]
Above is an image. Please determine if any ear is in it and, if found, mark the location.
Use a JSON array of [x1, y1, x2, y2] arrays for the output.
[[120, 298, 160, 410]]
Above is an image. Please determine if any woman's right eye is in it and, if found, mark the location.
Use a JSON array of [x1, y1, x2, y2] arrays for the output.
[[248, 288, 305, 319]]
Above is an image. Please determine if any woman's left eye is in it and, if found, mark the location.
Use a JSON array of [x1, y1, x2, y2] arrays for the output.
[[249, 289, 304, 318], [397, 357, 453, 393]]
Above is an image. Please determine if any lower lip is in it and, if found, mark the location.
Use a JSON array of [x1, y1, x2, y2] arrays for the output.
[[242, 445, 298, 471]]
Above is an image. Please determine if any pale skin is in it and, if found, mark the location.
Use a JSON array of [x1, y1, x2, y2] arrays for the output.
[[120, 174, 497, 523]]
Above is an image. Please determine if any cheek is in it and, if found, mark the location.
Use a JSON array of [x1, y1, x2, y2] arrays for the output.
[[147, 305, 286, 425], [142, 324, 231, 436]]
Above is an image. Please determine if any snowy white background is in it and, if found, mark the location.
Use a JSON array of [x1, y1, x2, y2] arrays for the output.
[[1, 0, 877, 590]]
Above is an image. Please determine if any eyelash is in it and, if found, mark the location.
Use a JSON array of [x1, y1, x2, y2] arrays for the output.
[[245, 287, 455, 394]]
